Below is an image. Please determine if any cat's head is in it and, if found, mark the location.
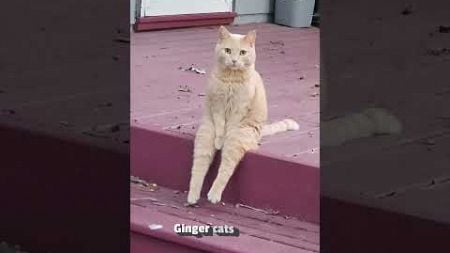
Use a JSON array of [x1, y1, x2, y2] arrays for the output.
[[214, 26, 256, 71]]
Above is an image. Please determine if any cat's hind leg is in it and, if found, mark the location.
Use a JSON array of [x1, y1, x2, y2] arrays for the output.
[[207, 126, 259, 204], [187, 119, 217, 204]]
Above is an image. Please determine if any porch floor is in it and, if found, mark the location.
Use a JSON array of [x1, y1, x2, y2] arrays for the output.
[[131, 23, 320, 167], [131, 183, 319, 253]]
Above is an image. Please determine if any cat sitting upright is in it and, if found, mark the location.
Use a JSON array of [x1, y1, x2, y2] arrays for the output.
[[187, 26, 299, 205]]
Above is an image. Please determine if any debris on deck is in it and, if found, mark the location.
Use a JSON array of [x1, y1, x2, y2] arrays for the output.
[[148, 224, 163, 230], [401, 4, 414, 15], [131, 176, 160, 192], [235, 203, 280, 216], [269, 40, 285, 46], [184, 202, 200, 208], [92, 123, 123, 133], [97, 102, 113, 108], [1, 109, 16, 115], [178, 85, 193, 93], [81, 131, 109, 139], [179, 64, 206, 75], [114, 37, 130, 44], [58, 120, 71, 127], [426, 47, 449, 56], [131, 175, 149, 187], [438, 25, 450, 33], [267, 40, 285, 54]]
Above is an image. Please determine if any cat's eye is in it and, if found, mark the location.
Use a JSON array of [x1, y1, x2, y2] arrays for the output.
[[224, 48, 231, 54], [240, 50, 247, 56]]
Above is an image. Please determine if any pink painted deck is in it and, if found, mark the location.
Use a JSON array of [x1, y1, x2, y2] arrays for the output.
[[130, 24, 320, 224], [131, 183, 319, 253], [131, 23, 319, 166]]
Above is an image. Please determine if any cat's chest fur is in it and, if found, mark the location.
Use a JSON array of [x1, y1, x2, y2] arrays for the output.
[[208, 73, 255, 121]]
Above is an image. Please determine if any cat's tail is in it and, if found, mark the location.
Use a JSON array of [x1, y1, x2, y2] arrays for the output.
[[363, 108, 402, 134], [261, 119, 300, 137], [322, 107, 402, 147]]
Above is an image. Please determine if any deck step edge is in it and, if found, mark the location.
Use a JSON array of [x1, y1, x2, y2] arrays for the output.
[[131, 204, 318, 253]]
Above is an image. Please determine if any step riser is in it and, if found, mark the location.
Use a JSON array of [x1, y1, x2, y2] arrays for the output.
[[131, 232, 207, 253], [131, 127, 319, 223], [322, 197, 450, 252], [1, 126, 129, 253]]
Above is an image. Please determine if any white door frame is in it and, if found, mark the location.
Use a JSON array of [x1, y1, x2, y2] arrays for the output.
[[139, 0, 233, 17]]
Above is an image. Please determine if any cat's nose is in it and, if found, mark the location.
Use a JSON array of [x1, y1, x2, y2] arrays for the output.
[[232, 60, 237, 64]]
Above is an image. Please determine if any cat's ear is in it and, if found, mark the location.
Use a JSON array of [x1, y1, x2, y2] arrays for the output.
[[218, 26, 231, 40], [243, 30, 257, 47]]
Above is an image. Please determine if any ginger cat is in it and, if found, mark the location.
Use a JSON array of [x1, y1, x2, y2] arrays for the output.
[[187, 26, 299, 204]]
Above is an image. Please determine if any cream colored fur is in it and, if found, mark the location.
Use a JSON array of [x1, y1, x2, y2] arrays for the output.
[[321, 107, 402, 147], [321, 70, 402, 147], [187, 26, 299, 204], [320, 62, 403, 147], [261, 119, 300, 136]]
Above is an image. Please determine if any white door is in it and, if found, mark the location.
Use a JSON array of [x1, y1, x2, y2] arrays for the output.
[[141, 0, 233, 17]]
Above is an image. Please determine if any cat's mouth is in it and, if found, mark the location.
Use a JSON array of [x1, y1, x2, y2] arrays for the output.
[[228, 63, 242, 70]]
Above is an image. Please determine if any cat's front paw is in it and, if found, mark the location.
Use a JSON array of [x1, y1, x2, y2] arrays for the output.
[[207, 188, 222, 204], [214, 136, 224, 150], [187, 190, 200, 205]]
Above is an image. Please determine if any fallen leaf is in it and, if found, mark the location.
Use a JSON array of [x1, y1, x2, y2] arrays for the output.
[[181, 64, 206, 75], [269, 40, 285, 46], [178, 85, 192, 93]]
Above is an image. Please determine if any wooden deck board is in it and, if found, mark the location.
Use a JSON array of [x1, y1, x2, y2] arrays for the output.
[[131, 183, 319, 253]]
